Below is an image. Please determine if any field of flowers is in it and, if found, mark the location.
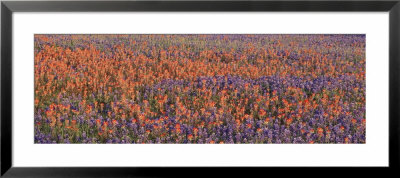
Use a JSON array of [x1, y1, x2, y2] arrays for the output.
[[34, 34, 365, 144]]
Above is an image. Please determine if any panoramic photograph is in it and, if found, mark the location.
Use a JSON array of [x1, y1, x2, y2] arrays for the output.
[[34, 34, 366, 144]]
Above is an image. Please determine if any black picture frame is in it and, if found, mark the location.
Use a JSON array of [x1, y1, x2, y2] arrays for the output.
[[1, 0, 399, 177]]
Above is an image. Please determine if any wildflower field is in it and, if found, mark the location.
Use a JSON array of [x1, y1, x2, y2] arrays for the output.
[[34, 34, 366, 144]]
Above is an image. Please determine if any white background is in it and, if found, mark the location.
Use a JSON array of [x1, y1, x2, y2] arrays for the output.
[[13, 12, 389, 167]]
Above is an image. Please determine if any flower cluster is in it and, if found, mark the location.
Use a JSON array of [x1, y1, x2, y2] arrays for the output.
[[34, 34, 365, 144]]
